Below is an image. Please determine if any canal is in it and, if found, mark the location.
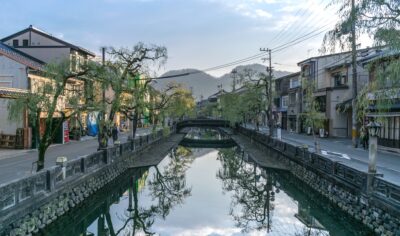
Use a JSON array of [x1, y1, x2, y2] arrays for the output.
[[36, 128, 373, 236]]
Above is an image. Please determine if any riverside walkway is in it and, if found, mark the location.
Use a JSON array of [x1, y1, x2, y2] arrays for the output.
[[131, 133, 184, 168], [243, 124, 400, 185], [0, 128, 153, 185]]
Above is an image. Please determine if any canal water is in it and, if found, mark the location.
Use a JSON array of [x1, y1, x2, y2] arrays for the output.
[[37, 129, 373, 236]]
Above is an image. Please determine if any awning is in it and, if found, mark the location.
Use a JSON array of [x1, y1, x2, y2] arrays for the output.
[[336, 99, 352, 113]]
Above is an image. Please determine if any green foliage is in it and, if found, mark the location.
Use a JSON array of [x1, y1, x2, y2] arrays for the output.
[[163, 85, 195, 120], [7, 59, 98, 170], [301, 78, 325, 132], [219, 69, 270, 127]]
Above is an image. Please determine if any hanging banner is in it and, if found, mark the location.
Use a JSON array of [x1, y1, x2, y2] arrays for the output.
[[87, 112, 99, 136]]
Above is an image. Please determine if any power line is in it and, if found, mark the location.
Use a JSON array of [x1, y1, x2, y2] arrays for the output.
[[269, 0, 329, 48], [271, 27, 330, 54], [147, 52, 268, 80], [267, 4, 309, 47], [271, 21, 333, 52]]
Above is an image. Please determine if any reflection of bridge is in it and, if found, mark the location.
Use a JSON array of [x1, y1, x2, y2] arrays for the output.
[[176, 119, 230, 133], [179, 137, 236, 148]]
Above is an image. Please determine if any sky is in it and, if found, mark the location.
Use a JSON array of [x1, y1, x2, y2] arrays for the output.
[[0, 0, 373, 77]]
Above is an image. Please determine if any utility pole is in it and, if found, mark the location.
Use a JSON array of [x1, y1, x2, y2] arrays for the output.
[[231, 69, 238, 92], [351, 0, 358, 147], [260, 48, 273, 137], [99, 47, 107, 149]]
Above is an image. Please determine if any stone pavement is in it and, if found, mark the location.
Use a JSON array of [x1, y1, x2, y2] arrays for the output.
[[131, 134, 185, 168], [231, 134, 289, 170], [242, 124, 400, 184], [0, 128, 155, 185]]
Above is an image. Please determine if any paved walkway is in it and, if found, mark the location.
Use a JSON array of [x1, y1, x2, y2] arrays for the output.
[[0, 128, 155, 185], [242, 124, 400, 184], [231, 134, 289, 170], [131, 134, 184, 168]]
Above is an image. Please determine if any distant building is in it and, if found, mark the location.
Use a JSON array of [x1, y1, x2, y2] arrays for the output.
[[274, 73, 292, 130]]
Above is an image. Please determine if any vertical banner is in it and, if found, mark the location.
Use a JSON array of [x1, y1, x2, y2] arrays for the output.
[[63, 121, 70, 143]]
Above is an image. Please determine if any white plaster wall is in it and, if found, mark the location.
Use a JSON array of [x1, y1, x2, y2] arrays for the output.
[[3, 31, 64, 47], [329, 90, 351, 137], [315, 54, 351, 90], [0, 55, 28, 89], [0, 98, 22, 135], [16, 48, 70, 64]]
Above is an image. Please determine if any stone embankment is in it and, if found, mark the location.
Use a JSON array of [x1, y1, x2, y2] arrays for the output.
[[0, 128, 182, 236], [237, 127, 400, 236]]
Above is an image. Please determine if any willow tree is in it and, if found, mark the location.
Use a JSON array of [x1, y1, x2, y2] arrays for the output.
[[8, 59, 97, 171], [325, 0, 400, 145], [301, 78, 324, 154], [231, 69, 272, 134], [356, 0, 400, 125], [101, 43, 167, 143], [322, 0, 363, 147], [161, 84, 195, 122]]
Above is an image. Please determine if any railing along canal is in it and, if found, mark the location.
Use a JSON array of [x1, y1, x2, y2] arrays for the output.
[[0, 128, 168, 215], [237, 126, 400, 213]]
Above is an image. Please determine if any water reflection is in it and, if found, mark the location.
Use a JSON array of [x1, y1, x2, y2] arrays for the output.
[[184, 127, 229, 140], [37, 145, 372, 236], [217, 147, 372, 236], [115, 146, 193, 235], [217, 148, 275, 233]]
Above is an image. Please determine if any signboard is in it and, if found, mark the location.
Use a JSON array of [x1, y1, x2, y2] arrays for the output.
[[63, 121, 69, 143]]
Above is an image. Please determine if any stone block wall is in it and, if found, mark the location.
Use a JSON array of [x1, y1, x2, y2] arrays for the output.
[[238, 127, 400, 236]]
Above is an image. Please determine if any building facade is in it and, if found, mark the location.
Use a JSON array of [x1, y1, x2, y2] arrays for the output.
[[0, 26, 97, 147], [297, 49, 371, 137]]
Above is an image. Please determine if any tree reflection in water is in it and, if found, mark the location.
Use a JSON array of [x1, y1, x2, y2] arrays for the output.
[[217, 147, 275, 233], [217, 148, 334, 236], [115, 146, 193, 235]]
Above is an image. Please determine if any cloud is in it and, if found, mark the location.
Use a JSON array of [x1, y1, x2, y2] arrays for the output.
[[254, 9, 272, 18]]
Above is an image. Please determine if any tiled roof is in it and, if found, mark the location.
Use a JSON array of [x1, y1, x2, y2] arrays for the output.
[[0, 87, 28, 98], [0, 42, 44, 70], [1, 25, 96, 57]]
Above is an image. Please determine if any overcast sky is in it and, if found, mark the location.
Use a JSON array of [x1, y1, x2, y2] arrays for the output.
[[0, 0, 373, 76]]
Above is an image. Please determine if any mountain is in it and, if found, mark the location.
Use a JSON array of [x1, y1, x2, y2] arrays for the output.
[[153, 64, 293, 100]]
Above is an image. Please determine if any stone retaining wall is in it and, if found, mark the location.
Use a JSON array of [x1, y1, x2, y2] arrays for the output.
[[0, 128, 170, 236], [238, 127, 400, 236]]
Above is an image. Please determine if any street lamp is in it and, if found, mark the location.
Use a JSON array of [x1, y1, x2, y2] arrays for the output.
[[366, 121, 381, 194], [366, 121, 381, 174]]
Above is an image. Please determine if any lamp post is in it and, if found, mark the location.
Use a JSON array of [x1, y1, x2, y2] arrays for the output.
[[366, 121, 381, 193]]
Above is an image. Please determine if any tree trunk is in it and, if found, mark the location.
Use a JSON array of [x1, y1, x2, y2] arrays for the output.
[[37, 143, 46, 171], [131, 112, 139, 139]]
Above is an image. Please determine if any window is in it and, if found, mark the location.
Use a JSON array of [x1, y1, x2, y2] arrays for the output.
[[12, 39, 18, 47], [316, 96, 326, 112], [290, 78, 300, 88], [333, 72, 347, 86], [289, 93, 296, 105], [23, 39, 29, 46], [282, 96, 289, 108]]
